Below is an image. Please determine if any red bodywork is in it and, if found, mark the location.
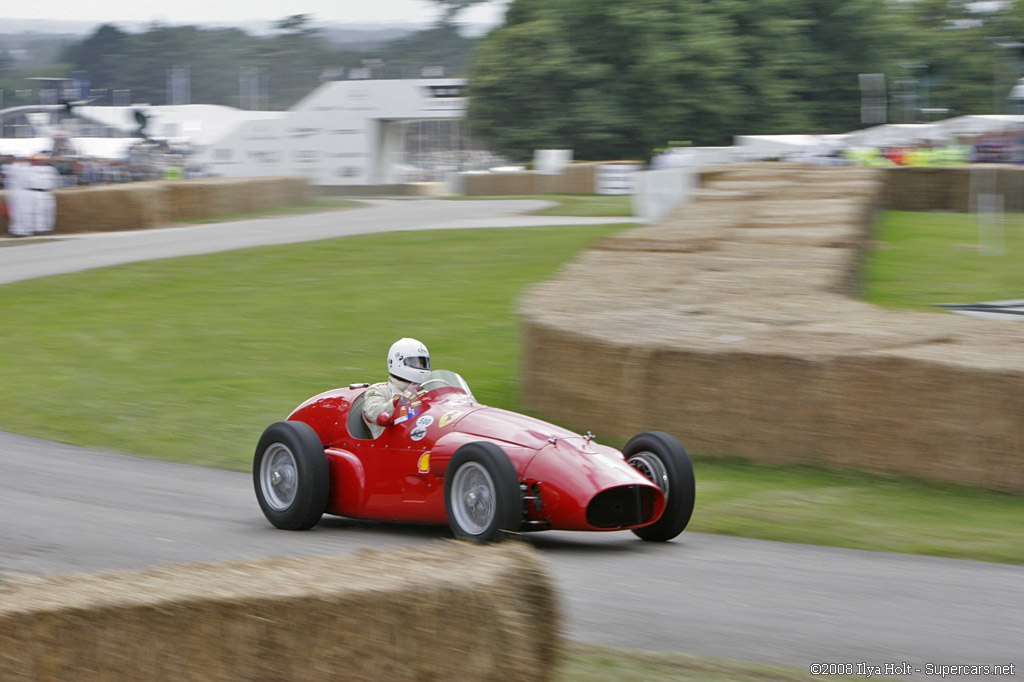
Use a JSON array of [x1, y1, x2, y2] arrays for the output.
[[287, 382, 667, 532]]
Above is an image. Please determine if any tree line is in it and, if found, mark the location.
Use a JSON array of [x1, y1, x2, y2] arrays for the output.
[[5, 1, 1024, 162], [57, 17, 476, 110], [469, 0, 1024, 161]]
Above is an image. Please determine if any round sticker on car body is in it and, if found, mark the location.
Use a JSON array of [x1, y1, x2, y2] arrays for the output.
[[416, 415, 434, 428], [410, 426, 428, 441]]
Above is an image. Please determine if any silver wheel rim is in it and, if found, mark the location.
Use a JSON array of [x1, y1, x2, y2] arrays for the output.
[[628, 451, 670, 499], [450, 462, 496, 536], [261, 443, 298, 511]]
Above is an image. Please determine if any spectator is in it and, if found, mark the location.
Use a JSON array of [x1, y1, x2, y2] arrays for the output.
[[29, 155, 61, 235], [3, 155, 33, 238]]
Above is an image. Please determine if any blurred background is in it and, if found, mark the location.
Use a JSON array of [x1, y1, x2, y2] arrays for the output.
[[8, 0, 1024, 178]]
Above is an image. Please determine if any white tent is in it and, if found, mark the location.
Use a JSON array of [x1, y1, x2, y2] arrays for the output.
[[76, 104, 284, 146], [734, 134, 845, 156], [0, 103, 282, 159], [933, 114, 1024, 139], [839, 123, 941, 147]]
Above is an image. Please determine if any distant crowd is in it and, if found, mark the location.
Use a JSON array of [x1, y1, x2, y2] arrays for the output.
[[2, 142, 209, 237], [0, 141, 207, 190], [797, 131, 1024, 167]]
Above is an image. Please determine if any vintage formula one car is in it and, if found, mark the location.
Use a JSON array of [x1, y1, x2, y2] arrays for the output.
[[254, 370, 695, 543]]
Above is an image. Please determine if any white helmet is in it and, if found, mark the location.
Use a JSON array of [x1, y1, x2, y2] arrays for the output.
[[387, 338, 431, 384]]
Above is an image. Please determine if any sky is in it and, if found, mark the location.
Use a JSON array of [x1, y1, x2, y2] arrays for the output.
[[0, 0, 509, 28]]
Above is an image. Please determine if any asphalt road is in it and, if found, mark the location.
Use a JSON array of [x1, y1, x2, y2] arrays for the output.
[[0, 198, 627, 285], [1, 431, 1021, 679], [2, 200, 1021, 678]]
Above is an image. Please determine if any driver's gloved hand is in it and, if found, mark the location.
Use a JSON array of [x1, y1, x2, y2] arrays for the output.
[[376, 393, 404, 427]]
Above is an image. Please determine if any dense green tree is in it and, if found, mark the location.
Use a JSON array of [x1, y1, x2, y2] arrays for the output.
[[882, 0, 988, 119], [62, 24, 129, 91], [469, 0, 743, 161], [368, 25, 478, 78], [58, 18, 474, 109], [788, 0, 894, 132], [469, 0, 895, 161]]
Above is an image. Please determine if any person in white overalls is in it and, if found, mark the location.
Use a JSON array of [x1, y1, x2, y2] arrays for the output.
[[29, 155, 61, 235], [3, 156, 33, 237]]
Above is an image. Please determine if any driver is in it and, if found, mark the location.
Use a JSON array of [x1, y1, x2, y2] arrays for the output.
[[362, 338, 431, 439]]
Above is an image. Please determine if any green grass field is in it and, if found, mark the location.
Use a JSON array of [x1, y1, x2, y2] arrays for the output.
[[0, 224, 629, 470], [1, 205, 1022, 565], [863, 210, 1024, 310], [557, 644, 819, 682]]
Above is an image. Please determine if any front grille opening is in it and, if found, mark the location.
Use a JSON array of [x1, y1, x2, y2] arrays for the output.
[[587, 485, 656, 529]]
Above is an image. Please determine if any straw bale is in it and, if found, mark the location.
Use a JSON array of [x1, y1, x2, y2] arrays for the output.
[[556, 163, 597, 194], [0, 542, 559, 682], [520, 162, 1024, 491], [46, 177, 311, 234], [881, 166, 976, 212], [692, 187, 764, 201], [463, 172, 537, 196], [160, 177, 311, 222], [462, 161, 639, 196], [881, 165, 1024, 213], [55, 182, 168, 233]]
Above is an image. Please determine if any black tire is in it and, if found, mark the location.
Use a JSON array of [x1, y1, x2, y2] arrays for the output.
[[444, 441, 522, 543], [253, 421, 329, 530], [623, 431, 695, 542]]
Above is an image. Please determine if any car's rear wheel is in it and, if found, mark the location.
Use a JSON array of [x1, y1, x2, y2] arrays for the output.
[[445, 442, 521, 543], [624, 431, 695, 542], [253, 421, 329, 530]]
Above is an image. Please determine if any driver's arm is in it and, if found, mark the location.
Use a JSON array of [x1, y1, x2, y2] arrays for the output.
[[362, 385, 401, 434]]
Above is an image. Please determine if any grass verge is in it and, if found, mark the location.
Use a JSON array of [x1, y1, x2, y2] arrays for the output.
[[0, 224, 630, 470], [558, 643, 819, 682], [689, 457, 1024, 565], [864, 210, 1024, 310]]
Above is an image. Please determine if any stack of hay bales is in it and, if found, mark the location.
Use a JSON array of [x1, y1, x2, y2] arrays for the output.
[[50, 177, 313, 234], [0, 543, 559, 682], [462, 162, 636, 196], [520, 162, 1024, 492], [55, 183, 170, 233], [882, 165, 1024, 213], [161, 177, 313, 223]]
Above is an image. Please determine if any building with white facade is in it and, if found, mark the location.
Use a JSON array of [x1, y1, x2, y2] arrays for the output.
[[194, 78, 479, 186]]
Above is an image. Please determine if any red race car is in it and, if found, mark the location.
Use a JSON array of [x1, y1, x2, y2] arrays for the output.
[[254, 370, 695, 543]]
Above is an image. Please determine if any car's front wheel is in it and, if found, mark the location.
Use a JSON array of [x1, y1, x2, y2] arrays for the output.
[[444, 442, 521, 543], [253, 421, 329, 530], [624, 431, 695, 542]]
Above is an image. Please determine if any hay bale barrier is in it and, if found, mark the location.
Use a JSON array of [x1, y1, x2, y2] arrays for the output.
[[461, 161, 623, 196], [0, 543, 559, 682], [44, 176, 313, 234], [520, 162, 1024, 492]]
